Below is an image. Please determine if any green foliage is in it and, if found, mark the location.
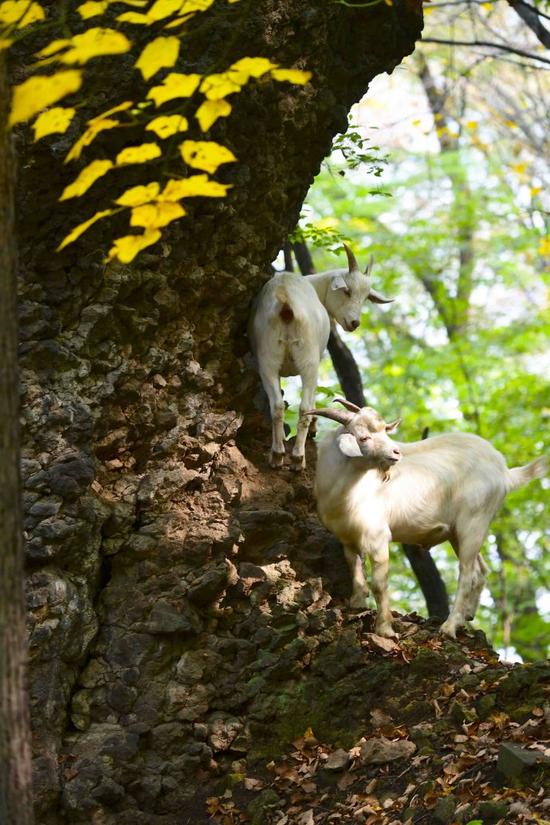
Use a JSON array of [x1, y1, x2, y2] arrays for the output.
[[301, 116, 549, 661]]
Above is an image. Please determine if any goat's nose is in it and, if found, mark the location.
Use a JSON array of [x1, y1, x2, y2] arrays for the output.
[[392, 446, 401, 458], [349, 319, 360, 331]]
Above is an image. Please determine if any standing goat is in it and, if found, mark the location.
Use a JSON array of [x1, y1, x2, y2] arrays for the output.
[[249, 245, 392, 469], [311, 399, 548, 638]]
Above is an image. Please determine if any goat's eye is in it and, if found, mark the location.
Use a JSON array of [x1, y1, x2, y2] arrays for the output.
[[359, 435, 371, 443], [343, 288, 351, 298]]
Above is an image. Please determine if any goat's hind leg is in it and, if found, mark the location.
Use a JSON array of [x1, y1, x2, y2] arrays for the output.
[[259, 368, 286, 468], [291, 362, 318, 471], [440, 532, 487, 638]]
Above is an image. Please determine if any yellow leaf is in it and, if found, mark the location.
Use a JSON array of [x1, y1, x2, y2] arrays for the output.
[[0, 0, 45, 27], [135, 36, 180, 81], [196, 99, 231, 131], [107, 230, 161, 263], [271, 68, 311, 85], [180, 140, 236, 173], [145, 114, 188, 139], [9, 70, 82, 126], [50, 28, 131, 65], [160, 174, 231, 200], [538, 237, 550, 256], [77, 0, 147, 17], [33, 106, 76, 140], [65, 118, 119, 162], [465, 120, 478, 130], [76, 0, 109, 17], [37, 39, 70, 57], [115, 182, 161, 206], [153, 0, 213, 22], [147, 72, 201, 106], [0, 38, 14, 51], [88, 100, 133, 122], [60, 159, 113, 200], [116, 10, 149, 22], [511, 162, 528, 178], [57, 209, 113, 250], [148, 0, 187, 19], [130, 201, 185, 228], [116, 142, 161, 165], [230, 57, 276, 79], [530, 186, 542, 197], [200, 72, 242, 100]]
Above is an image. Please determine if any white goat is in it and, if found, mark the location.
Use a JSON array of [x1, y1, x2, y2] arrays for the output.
[[249, 245, 392, 470], [311, 399, 548, 638]]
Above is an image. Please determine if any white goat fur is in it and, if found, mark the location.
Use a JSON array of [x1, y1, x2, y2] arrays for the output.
[[249, 246, 390, 469], [313, 402, 548, 638]]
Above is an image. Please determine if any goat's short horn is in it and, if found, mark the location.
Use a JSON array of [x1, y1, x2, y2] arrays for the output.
[[365, 254, 374, 277], [306, 407, 355, 425], [343, 242, 359, 272], [334, 396, 361, 413]]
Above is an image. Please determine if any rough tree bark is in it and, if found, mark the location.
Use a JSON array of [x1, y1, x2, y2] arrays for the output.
[[0, 54, 35, 825], [14, 3, 423, 822]]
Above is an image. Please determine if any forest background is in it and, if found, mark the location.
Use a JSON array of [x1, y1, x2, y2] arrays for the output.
[[282, 0, 549, 664]]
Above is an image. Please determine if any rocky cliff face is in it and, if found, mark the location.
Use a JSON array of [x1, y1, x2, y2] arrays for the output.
[[15, 2, 422, 820]]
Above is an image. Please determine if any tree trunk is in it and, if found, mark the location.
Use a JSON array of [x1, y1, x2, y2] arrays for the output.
[[0, 54, 35, 825], [14, 3, 422, 821]]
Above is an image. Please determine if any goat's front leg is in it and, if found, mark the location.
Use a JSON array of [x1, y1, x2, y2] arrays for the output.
[[291, 363, 318, 471], [344, 546, 370, 610], [259, 369, 285, 468], [367, 539, 396, 638]]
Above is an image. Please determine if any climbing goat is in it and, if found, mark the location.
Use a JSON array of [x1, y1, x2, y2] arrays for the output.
[[249, 245, 392, 469], [311, 399, 548, 638]]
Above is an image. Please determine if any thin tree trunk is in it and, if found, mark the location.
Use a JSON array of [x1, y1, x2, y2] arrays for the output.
[[507, 0, 550, 48], [0, 55, 35, 825]]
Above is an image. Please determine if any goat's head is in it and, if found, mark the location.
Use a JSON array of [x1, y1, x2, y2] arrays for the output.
[[324, 244, 393, 333], [309, 397, 402, 465]]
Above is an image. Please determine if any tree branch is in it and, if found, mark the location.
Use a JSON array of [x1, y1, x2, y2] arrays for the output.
[[421, 37, 550, 66]]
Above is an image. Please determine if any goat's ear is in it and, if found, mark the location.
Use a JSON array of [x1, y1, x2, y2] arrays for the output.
[[368, 288, 393, 304], [336, 433, 363, 458], [331, 273, 348, 291], [385, 418, 401, 434]]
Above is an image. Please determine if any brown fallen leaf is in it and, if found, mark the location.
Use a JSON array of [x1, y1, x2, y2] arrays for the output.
[[366, 633, 400, 653]]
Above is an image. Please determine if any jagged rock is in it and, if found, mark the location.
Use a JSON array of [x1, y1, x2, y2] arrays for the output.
[[360, 737, 417, 764], [497, 742, 540, 778], [433, 794, 458, 824], [478, 800, 509, 821], [324, 748, 350, 771]]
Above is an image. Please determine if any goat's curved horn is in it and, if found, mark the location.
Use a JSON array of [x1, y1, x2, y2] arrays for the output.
[[305, 407, 355, 425], [364, 254, 374, 277], [334, 396, 361, 413], [343, 242, 359, 272]]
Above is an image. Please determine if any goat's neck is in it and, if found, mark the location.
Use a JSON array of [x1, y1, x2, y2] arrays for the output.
[[305, 271, 331, 308]]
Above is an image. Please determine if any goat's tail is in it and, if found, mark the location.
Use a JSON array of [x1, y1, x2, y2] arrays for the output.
[[507, 455, 548, 492], [275, 287, 294, 324]]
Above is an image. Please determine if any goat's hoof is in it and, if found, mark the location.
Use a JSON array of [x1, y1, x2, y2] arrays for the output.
[[349, 595, 369, 611], [270, 451, 285, 469], [439, 620, 458, 638], [290, 454, 306, 472]]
